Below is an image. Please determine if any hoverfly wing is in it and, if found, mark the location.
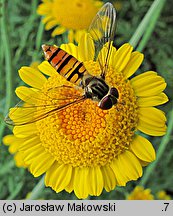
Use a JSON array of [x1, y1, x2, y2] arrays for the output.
[[5, 102, 37, 126], [4, 87, 40, 125], [88, 2, 116, 78], [5, 85, 85, 126]]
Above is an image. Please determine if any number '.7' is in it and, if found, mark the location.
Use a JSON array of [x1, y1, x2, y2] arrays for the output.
[[164, 202, 169, 211]]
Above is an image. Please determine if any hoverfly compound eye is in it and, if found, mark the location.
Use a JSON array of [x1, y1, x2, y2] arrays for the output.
[[98, 87, 119, 110], [110, 87, 119, 99], [98, 96, 113, 110]]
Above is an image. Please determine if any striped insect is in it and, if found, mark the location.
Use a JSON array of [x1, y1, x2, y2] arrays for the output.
[[42, 2, 118, 109], [5, 2, 118, 126]]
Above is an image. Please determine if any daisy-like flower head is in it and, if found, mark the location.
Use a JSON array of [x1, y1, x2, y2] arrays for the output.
[[127, 186, 154, 200], [4, 34, 168, 199], [37, 0, 103, 42]]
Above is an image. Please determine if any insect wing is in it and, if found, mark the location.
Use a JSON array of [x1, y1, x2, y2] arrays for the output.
[[88, 2, 116, 78], [5, 86, 85, 126]]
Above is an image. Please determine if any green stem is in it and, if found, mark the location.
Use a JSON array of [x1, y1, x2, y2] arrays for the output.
[[137, 0, 166, 52], [129, 0, 166, 48], [0, 0, 13, 141], [139, 105, 173, 186], [1, 0, 13, 109], [36, 21, 44, 51], [26, 176, 45, 200], [32, 20, 44, 61], [0, 33, 4, 94], [14, 0, 38, 64]]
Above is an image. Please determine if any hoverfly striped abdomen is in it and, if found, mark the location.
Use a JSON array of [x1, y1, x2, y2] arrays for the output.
[[42, 45, 87, 85]]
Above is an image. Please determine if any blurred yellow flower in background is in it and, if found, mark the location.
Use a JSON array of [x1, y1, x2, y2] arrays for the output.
[[127, 186, 172, 200], [127, 186, 154, 200], [156, 190, 171, 200], [37, 0, 103, 42]]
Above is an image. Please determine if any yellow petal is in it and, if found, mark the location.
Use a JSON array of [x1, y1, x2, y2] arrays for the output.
[[101, 165, 116, 192], [3, 135, 25, 153], [137, 93, 169, 107], [51, 26, 66, 37], [41, 15, 53, 24], [45, 163, 72, 193], [13, 123, 37, 138], [3, 134, 18, 147], [131, 71, 156, 82], [9, 106, 36, 126], [37, 3, 52, 15], [60, 43, 79, 59], [131, 71, 167, 97], [38, 61, 57, 76], [74, 29, 87, 43], [23, 144, 44, 164], [130, 135, 156, 162], [117, 151, 143, 181], [45, 19, 57, 30], [78, 33, 95, 62], [68, 30, 75, 43], [19, 66, 47, 89], [88, 166, 103, 196], [74, 167, 90, 199], [2, 134, 16, 145], [138, 121, 167, 136], [14, 152, 27, 168], [19, 136, 40, 151], [15, 86, 39, 104], [110, 158, 127, 186], [139, 107, 167, 123], [65, 168, 75, 193], [30, 151, 55, 177], [113, 43, 133, 72], [97, 42, 116, 68], [138, 107, 167, 136], [122, 51, 144, 78]]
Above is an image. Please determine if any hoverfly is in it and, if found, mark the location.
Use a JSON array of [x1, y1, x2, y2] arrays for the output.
[[5, 2, 119, 126]]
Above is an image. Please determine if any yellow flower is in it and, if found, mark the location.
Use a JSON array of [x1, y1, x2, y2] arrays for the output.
[[156, 190, 171, 200], [37, 0, 103, 42], [3, 135, 27, 168], [4, 34, 168, 199], [127, 186, 154, 200]]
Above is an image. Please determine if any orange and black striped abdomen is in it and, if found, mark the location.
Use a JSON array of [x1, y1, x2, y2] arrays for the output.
[[42, 45, 87, 85]]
